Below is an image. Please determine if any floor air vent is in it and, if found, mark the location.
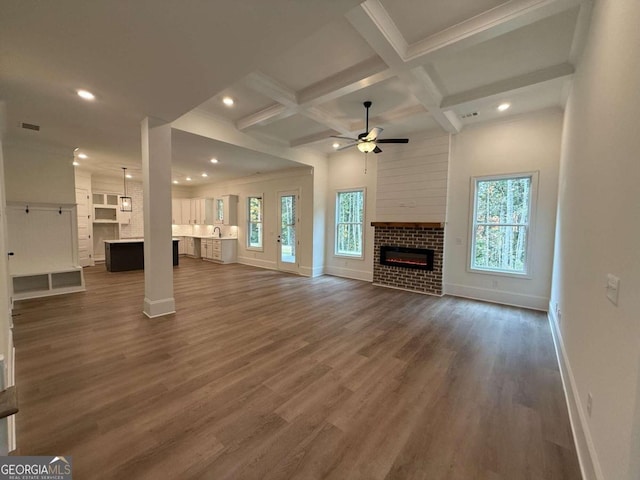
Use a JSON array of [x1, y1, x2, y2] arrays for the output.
[[21, 122, 40, 131]]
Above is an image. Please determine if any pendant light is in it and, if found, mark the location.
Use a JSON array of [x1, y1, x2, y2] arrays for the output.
[[120, 167, 132, 212]]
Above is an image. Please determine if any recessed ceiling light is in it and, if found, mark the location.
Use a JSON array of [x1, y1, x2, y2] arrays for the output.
[[173, 180, 179, 184], [332, 142, 340, 149], [222, 96, 234, 107], [201, 173, 208, 177], [497, 103, 511, 112], [72, 161, 80, 167], [77, 89, 95, 101], [210, 158, 218, 164], [186, 177, 192, 181], [77, 153, 88, 159], [125, 173, 133, 179]]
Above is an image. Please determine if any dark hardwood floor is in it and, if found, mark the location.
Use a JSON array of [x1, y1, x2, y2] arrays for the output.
[[11, 257, 581, 479]]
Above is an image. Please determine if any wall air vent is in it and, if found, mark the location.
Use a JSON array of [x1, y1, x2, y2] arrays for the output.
[[21, 122, 40, 131], [460, 112, 479, 119]]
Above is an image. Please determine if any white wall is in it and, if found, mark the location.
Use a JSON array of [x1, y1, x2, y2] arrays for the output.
[[550, 0, 640, 478], [91, 174, 144, 238], [3, 142, 75, 204], [324, 149, 377, 281], [192, 167, 316, 275], [444, 110, 562, 310]]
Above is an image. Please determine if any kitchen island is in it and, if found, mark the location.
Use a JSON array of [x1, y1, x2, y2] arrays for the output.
[[105, 238, 180, 272]]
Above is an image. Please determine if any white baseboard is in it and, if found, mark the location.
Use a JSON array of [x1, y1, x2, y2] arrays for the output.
[[548, 305, 603, 480], [324, 265, 373, 282], [311, 265, 324, 278], [8, 343, 15, 453], [237, 257, 277, 271], [143, 297, 176, 318], [444, 283, 548, 310]]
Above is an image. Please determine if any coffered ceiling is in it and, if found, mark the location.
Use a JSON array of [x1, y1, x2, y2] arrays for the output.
[[0, 0, 592, 183]]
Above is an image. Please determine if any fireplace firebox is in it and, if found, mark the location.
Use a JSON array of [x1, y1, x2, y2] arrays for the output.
[[380, 246, 434, 271]]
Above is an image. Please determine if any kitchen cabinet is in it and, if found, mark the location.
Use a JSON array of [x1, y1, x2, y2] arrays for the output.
[[180, 199, 191, 224], [93, 193, 119, 207], [92, 192, 121, 262], [178, 237, 187, 255], [191, 198, 206, 224], [186, 237, 201, 258], [172, 199, 182, 225], [202, 238, 237, 264], [171, 198, 215, 225], [204, 198, 215, 224], [215, 195, 238, 225]]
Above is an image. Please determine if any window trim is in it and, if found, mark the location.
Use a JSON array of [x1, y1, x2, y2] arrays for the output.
[[334, 187, 366, 260], [467, 171, 538, 278], [246, 193, 264, 252]]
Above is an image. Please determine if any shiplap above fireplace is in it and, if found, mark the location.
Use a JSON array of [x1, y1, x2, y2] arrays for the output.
[[375, 133, 449, 223]]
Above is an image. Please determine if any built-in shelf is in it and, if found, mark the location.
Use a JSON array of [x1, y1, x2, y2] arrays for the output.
[[12, 267, 85, 300]]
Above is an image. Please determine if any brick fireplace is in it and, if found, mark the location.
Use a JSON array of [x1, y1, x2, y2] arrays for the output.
[[372, 222, 444, 296]]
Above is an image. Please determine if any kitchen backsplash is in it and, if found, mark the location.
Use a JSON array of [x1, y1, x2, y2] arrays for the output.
[[172, 224, 238, 238]]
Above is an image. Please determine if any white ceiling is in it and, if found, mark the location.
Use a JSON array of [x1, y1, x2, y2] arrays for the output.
[[0, 0, 590, 183]]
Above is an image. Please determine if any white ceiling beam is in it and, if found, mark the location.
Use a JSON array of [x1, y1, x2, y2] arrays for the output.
[[175, 109, 326, 167], [243, 72, 298, 107], [348, 104, 427, 131], [441, 63, 575, 108], [357, 0, 408, 62], [303, 107, 353, 136], [297, 56, 394, 106], [404, 0, 584, 66], [290, 130, 339, 148], [241, 71, 354, 136], [568, 1, 594, 65], [346, 1, 406, 69], [235, 104, 292, 130], [346, 2, 460, 133]]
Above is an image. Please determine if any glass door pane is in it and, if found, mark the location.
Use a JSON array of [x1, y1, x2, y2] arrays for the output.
[[277, 191, 299, 273], [280, 194, 296, 264]]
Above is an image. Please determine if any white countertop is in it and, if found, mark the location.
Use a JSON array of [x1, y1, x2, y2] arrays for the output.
[[105, 238, 181, 244], [179, 235, 237, 240]]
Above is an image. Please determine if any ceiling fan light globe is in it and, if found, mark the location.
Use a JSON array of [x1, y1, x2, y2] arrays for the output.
[[357, 141, 376, 153]]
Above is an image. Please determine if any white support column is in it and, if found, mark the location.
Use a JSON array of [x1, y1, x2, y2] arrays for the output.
[[141, 117, 175, 318]]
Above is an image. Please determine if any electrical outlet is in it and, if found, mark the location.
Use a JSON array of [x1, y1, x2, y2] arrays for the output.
[[606, 274, 620, 306], [455, 237, 463, 246], [587, 393, 593, 417], [491, 280, 498, 289]]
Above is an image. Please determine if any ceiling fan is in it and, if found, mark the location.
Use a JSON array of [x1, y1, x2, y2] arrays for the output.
[[332, 101, 409, 154]]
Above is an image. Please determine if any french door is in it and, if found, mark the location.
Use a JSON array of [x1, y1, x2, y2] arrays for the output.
[[277, 190, 299, 273]]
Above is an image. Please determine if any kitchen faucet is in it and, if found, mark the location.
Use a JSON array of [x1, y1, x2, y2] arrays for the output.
[[213, 226, 221, 238]]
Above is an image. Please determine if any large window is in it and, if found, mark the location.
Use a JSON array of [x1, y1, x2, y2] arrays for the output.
[[335, 189, 365, 258], [247, 195, 263, 250], [470, 173, 536, 275]]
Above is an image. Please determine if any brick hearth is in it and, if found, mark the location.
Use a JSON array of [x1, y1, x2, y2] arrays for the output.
[[372, 223, 444, 295]]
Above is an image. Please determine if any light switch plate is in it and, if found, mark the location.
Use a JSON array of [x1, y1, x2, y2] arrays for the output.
[[606, 274, 620, 306]]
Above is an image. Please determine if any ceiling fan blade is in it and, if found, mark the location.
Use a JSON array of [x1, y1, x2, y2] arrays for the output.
[[364, 127, 383, 141], [336, 143, 358, 151], [376, 138, 409, 144], [331, 135, 358, 141], [373, 146, 383, 154]]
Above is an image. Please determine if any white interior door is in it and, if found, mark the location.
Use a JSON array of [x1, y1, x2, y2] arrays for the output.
[[277, 190, 299, 273], [75, 187, 92, 267]]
